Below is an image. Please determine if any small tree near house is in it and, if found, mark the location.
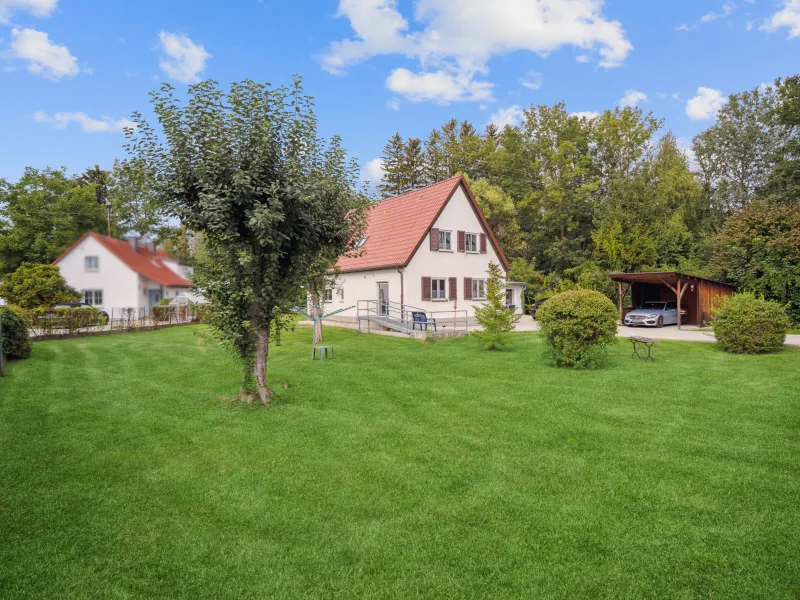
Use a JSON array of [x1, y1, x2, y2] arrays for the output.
[[125, 78, 368, 405], [472, 262, 520, 350]]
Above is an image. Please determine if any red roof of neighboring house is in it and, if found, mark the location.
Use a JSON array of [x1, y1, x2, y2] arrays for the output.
[[336, 176, 509, 273], [53, 232, 193, 287]]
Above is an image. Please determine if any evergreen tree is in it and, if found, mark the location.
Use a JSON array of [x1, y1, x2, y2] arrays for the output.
[[378, 133, 406, 197], [472, 262, 520, 350], [403, 137, 425, 190]]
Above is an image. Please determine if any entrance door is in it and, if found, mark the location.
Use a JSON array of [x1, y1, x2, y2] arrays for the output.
[[148, 289, 163, 314], [377, 282, 389, 316]]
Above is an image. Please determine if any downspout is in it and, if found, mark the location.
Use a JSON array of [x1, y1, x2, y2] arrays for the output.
[[397, 267, 405, 322]]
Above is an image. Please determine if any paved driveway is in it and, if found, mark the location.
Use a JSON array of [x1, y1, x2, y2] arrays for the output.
[[512, 316, 800, 347]]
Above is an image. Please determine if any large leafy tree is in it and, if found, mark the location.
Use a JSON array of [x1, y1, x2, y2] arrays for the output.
[[126, 78, 368, 404], [109, 158, 167, 239], [762, 75, 800, 206], [0, 167, 107, 274], [692, 84, 786, 224], [712, 200, 800, 322]]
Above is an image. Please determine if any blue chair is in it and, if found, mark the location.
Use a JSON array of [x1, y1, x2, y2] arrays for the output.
[[411, 311, 437, 331]]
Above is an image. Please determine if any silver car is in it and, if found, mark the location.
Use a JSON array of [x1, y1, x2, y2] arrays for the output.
[[624, 301, 682, 328]]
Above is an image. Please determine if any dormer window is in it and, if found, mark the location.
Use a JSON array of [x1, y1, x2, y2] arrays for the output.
[[438, 230, 452, 251]]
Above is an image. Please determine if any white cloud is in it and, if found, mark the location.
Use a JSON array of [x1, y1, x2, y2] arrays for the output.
[[0, 0, 56, 24], [362, 158, 384, 184], [571, 110, 600, 120], [157, 31, 211, 84], [9, 27, 78, 79], [520, 70, 542, 90], [387, 98, 400, 110], [685, 87, 726, 120], [385, 67, 493, 103], [488, 105, 524, 128], [761, 0, 800, 38], [575, 54, 592, 63], [620, 89, 648, 107], [700, 2, 735, 23], [33, 111, 136, 133], [321, 0, 633, 103], [671, 92, 680, 100]]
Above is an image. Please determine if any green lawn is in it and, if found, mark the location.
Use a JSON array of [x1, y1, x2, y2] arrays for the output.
[[1, 326, 799, 599]]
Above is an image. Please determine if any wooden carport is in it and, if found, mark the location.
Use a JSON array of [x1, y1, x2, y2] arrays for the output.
[[608, 272, 735, 330]]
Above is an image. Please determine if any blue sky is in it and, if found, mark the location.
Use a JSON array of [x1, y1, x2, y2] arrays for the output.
[[1, 0, 799, 185]]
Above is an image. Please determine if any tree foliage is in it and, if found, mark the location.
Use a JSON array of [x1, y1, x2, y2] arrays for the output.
[[0, 263, 80, 309], [0, 167, 107, 274], [472, 262, 520, 350], [125, 78, 368, 404], [0, 305, 32, 366]]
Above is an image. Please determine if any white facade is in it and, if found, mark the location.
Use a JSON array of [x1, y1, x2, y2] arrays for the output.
[[328, 184, 524, 322], [55, 235, 192, 313]]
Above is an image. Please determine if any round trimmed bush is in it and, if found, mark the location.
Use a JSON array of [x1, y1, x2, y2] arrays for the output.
[[713, 293, 789, 354], [537, 289, 618, 369], [0, 306, 32, 363]]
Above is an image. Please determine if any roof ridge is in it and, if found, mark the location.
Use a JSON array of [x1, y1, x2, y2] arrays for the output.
[[371, 176, 462, 206]]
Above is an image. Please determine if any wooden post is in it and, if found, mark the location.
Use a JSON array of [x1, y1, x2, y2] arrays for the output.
[[617, 282, 624, 325], [676, 279, 682, 330]]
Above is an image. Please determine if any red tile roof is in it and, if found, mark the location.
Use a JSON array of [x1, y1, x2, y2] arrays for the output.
[[336, 176, 509, 273], [54, 232, 193, 287]]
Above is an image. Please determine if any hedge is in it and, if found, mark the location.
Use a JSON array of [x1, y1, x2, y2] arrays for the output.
[[1, 306, 32, 364]]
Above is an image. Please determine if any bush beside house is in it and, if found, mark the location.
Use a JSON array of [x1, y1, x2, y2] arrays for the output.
[[713, 294, 789, 354], [0, 263, 80, 309], [537, 289, 618, 369], [0, 306, 32, 365]]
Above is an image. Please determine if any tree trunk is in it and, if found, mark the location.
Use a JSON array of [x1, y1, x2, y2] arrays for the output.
[[313, 319, 323, 344], [309, 280, 323, 344], [254, 326, 276, 406]]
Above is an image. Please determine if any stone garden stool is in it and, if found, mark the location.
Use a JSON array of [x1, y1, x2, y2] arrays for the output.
[[312, 345, 335, 360]]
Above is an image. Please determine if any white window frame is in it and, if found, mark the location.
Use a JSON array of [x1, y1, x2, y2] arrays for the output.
[[337, 288, 345, 302], [465, 233, 479, 253], [431, 278, 447, 300], [84, 290, 103, 306], [472, 279, 487, 300], [324, 288, 333, 302], [85, 256, 99, 271], [438, 230, 452, 251]]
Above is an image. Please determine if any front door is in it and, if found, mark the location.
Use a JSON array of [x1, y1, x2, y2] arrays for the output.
[[377, 282, 389, 316], [148, 290, 163, 314]]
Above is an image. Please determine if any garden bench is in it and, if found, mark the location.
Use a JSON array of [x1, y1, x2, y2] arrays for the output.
[[411, 312, 437, 332], [312, 345, 335, 360], [629, 336, 657, 362]]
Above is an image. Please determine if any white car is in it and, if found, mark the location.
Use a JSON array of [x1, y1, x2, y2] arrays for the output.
[[624, 301, 685, 327]]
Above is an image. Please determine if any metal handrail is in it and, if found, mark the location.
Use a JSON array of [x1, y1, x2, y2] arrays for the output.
[[357, 299, 469, 334]]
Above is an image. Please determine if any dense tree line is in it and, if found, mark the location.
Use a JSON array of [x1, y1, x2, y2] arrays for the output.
[[376, 76, 800, 321]]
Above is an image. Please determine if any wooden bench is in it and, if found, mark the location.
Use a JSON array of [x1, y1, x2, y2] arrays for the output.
[[629, 336, 657, 362]]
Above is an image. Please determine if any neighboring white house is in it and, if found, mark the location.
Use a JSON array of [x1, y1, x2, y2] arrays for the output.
[[53, 232, 194, 314], [326, 176, 525, 325]]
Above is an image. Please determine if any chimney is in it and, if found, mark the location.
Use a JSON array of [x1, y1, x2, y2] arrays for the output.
[[146, 241, 156, 254], [127, 236, 139, 252]]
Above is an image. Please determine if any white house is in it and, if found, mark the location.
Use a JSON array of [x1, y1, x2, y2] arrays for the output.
[[326, 176, 525, 326], [53, 232, 194, 313]]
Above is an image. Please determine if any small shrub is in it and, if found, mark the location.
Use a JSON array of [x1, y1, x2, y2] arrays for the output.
[[0, 306, 32, 363], [537, 289, 618, 369], [0, 263, 80, 309], [713, 293, 789, 354], [472, 262, 521, 350]]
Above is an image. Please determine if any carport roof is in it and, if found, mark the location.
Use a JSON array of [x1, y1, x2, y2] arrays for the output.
[[608, 271, 732, 287]]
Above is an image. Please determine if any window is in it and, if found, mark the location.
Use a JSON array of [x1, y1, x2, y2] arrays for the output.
[[337, 288, 344, 301], [354, 237, 368, 249], [431, 278, 447, 300], [85, 256, 99, 271], [472, 279, 486, 300], [438, 230, 452, 251], [84, 290, 103, 305], [324, 288, 333, 302], [465, 233, 478, 253]]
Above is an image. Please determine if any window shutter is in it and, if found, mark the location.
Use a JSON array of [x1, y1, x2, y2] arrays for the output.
[[457, 230, 465, 252], [464, 277, 472, 301], [421, 277, 432, 301], [480, 233, 487, 253], [448, 277, 457, 300], [430, 228, 439, 251]]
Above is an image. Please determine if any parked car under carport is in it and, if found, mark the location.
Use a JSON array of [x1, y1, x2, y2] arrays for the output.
[[624, 301, 687, 328]]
